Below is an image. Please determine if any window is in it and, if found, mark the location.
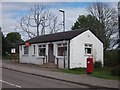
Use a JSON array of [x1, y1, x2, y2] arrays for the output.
[[38, 45, 46, 56], [33, 45, 35, 55], [24, 46, 28, 55], [85, 44, 92, 55], [57, 43, 67, 56]]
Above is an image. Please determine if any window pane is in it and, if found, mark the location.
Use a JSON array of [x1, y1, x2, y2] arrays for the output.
[[33, 45, 35, 54], [85, 48, 91, 54], [87, 48, 91, 54], [39, 48, 46, 56], [85, 43, 92, 55], [43, 45, 46, 47], [58, 47, 67, 56], [58, 47, 64, 56], [24, 47, 28, 55]]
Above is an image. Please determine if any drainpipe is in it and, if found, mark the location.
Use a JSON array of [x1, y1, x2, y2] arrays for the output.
[[68, 40, 70, 69]]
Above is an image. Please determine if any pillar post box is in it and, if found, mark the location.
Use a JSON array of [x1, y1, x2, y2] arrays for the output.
[[86, 57, 93, 74]]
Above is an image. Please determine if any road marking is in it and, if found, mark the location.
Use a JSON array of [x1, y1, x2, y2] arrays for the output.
[[0, 80, 21, 88]]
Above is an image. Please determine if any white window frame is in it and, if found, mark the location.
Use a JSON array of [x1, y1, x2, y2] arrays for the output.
[[23, 46, 29, 55], [85, 43, 92, 55], [57, 43, 67, 57], [38, 44, 46, 57]]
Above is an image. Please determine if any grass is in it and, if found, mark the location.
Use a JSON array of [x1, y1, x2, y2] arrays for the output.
[[90, 67, 120, 80], [59, 67, 120, 80], [59, 68, 86, 74]]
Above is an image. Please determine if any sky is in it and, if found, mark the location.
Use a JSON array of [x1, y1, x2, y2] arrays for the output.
[[0, 0, 119, 40]]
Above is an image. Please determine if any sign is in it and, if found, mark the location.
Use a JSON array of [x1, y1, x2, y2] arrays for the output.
[[25, 42, 30, 47], [11, 48, 16, 54]]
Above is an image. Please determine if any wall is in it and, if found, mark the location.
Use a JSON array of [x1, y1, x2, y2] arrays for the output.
[[19, 43, 47, 65], [19, 41, 69, 69], [70, 30, 103, 69]]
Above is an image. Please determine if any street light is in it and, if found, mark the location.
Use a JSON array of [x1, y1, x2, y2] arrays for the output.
[[59, 9, 65, 32], [59, 9, 66, 69]]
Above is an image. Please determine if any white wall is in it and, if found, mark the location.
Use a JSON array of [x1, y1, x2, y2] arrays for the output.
[[19, 41, 69, 69], [70, 30, 103, 69], [19, 43, 47, 65]]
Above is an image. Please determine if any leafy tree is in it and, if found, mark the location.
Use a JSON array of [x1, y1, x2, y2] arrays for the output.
[[5, 32, 23, 54], [2, 32, 8, 56], [72, 2, 118, 50], [72, 14, 102, 39], [87, 2, 118, 50], [0, 27, 9, 56]]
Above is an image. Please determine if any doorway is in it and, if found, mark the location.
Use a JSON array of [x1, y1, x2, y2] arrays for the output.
[[48, 44, 54, 63]]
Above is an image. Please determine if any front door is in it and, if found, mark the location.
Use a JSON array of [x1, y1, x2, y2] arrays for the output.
[[48, 44, 54, 63]]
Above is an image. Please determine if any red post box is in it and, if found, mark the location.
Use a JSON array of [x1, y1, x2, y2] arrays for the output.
[[86, 57, 93, 74]]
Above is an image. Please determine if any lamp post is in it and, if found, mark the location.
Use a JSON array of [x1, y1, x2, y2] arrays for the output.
[[59, 9, 65, 32], [59, 9, 66, 68]]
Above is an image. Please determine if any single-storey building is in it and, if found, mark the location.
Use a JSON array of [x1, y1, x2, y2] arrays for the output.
[[19, 29, 103, 69]]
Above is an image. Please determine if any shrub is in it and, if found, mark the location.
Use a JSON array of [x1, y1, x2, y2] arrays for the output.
[[111, 65, 120, 76], [94, 61, 102, 69], [104, 50, 119, 67]]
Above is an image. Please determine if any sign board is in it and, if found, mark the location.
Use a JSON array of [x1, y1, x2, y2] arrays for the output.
[[11, 48, 16, 54], [25, 42, 30, 47]]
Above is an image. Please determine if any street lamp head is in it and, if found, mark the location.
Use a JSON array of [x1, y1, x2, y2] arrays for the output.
[[59, 9, 64, 13]]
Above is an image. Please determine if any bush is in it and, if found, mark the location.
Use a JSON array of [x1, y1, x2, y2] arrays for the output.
[[104, 50, 119, 67], [111, 65, 120, 76], [94, 61, 102, 69]]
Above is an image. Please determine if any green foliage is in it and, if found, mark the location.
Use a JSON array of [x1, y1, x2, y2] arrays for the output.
[[1, 31, 9, 56], [104, 50, 119, 67], [60, 68, 86, 74], [2, 32, 24, 56], [72, 15, 101, 32], [94, 61, 102, 69], [111, 65, 120, 76], [60, 67, 120, 80], [91, 67, 120, 80], [72, 14, 103, 45]]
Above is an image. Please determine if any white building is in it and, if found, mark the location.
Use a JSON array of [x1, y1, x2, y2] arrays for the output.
[[19, 29, 103, 69]]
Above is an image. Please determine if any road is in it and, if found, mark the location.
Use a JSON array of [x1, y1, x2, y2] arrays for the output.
[[2, 68, 89, 88]]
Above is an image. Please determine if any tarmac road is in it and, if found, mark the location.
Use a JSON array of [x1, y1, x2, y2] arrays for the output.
[[2, 68, 89, 88]]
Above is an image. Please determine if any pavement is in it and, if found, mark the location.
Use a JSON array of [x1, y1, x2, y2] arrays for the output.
[[1, 60, 119, 89]]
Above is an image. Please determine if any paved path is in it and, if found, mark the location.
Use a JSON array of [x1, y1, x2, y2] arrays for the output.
[[1, 60, 119, 89]]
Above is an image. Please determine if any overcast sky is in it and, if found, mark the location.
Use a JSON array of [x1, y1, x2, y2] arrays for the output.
[[0, 0, 118, 40]]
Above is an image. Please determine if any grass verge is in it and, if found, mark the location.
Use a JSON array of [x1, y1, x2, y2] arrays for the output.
[[59, 67, 120, 80]]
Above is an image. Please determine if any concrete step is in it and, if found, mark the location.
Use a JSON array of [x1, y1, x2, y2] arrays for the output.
[[40, 63, 58, 68]]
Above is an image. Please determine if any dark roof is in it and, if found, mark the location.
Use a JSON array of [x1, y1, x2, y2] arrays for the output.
[[20, 29, 88, 45]]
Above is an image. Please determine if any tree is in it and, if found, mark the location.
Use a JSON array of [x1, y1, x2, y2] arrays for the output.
[[0, 26, 2, 57], [5, 32, 23, 54], [87, 2, 118, 50], [49, 16, 60, 34], [72, 2, 118, 50], [0, 27, 9, 56], [72, 14, 102, 37], [17, 4, 60, 39]]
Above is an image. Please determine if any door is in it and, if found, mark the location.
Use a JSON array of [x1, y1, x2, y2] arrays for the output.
[[48, 44, 54, 63]]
